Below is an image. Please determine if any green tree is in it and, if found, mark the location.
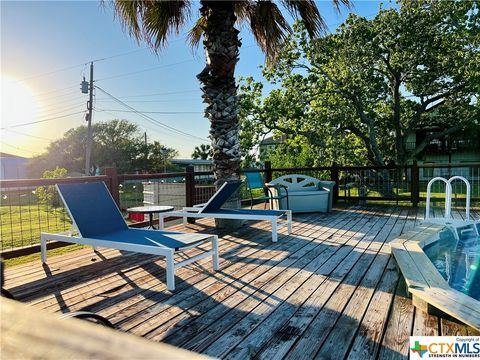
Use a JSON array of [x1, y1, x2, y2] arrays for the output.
[[240, 0, 480, 166], [91, 120, 145, 174], [110, 0, 349, 188], [191, 144, 212, 160], [147, 141, 179, 173], [35, 167, 68, 208], [28, 119, 147, 177]]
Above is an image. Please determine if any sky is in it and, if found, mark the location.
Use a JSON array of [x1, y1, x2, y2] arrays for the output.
[[0, 0, 390, 159]]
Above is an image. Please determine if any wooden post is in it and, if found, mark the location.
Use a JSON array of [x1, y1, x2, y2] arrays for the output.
[[411, 160, 420, 207], [264, 161, 272, 183], [331, 163, 339, 205], [105, 167, 120, 207], [185, 166, 196, 224]]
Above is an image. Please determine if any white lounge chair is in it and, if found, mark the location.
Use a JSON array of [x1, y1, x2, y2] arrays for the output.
[[158, 181, 292, 242], [40, 182, 219, 291]]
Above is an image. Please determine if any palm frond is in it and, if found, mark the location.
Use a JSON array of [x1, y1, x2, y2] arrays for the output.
[[113, 0, 191, 51], [281, 0, 327, 38], [332, 0, 353, 13], [187, 17, 206, 49], [246, 1, 292, 63]]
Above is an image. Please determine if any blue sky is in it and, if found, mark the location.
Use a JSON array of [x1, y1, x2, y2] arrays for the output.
[[1, 1, 389, 159]]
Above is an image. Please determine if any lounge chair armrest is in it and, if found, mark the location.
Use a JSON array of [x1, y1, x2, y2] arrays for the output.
[[182, 207, 202, 213]]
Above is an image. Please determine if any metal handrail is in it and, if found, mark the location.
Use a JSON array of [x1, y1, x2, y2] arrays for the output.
[[425, 176, 471, 221]]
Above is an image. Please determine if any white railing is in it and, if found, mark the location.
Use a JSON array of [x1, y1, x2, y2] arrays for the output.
[[425, 176, 471, 221]]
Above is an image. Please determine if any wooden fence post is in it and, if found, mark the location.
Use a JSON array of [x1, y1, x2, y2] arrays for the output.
[[105, 167, 120, 207], [411, 161, 420, 207], [331, 163, 339, 205], [185, 166, 196, 224], [264, 161, 272, 183]]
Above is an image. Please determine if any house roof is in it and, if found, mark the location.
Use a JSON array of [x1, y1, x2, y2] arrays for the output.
[[171, 159, 213, 166], [260, 135, 283, 146], [0, 152, 28, 159]]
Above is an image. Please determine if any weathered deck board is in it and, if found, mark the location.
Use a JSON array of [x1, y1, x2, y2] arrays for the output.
[[3, 205, 479, 360], [304, 208, 413, 360], [231, 208, 393, 360]]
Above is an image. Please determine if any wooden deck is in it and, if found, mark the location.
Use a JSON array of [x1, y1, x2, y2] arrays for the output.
[[4, 205, 480, 359]]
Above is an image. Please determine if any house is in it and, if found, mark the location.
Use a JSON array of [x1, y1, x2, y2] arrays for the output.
[[406, 128, 480, 180], [0, 152, 29, 180], [170, 159, 213, 173]]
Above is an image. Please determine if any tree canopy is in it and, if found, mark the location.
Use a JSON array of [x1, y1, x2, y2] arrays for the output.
[[239, 0, 480, 166], [28, 119, 178, 177]]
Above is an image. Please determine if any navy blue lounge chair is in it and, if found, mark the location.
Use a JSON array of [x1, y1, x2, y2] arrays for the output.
[[40, 182, 219, 291], [158, 181, 292, 242]]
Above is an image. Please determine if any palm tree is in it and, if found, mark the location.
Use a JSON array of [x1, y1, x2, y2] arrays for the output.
[[192, 144, 212, 160], [111, 0, 349, 186]]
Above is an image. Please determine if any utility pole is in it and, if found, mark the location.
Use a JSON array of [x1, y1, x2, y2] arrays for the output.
[[144, 131, 148, 173], [84, 62, 94, 176]]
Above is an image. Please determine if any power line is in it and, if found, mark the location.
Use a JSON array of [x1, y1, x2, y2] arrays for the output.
[[90, 48, 147, 63], [0, 111, 86, 130], [96, 89, 198, 99], [9, 64, 86, 83], [96, 98, 199, 103], [95, 86, 208, 142], [100, 110, 168, 137], [37, 103, 86, 118], [0, 141, 34, 154], [97, 108, 202, 114], [96, 99, 197, 103], [2, 129, 54, 142], [95, 59, 193, 82], [35, 84, 79, 97], [36, 89, 81, 100], [9, 49, 150, 84]]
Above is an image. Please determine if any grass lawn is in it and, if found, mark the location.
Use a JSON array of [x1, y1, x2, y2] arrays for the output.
[[3, 244, 87, 268], [0, 204, 71, 250]]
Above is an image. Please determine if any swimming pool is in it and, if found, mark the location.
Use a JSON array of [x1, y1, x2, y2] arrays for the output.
[[424, 226, 480, 301]]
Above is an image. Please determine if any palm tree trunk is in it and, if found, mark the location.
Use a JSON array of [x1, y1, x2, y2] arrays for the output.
[[197, 1, 241, 184], [197, 1, 242, 228]]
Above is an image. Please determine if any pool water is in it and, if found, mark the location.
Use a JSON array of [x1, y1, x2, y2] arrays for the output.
[[425, 226, 480, 301]]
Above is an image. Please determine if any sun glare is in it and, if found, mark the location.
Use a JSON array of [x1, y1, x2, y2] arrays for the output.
[[1, 75, 39, 127], [1, 75, 39, 154]]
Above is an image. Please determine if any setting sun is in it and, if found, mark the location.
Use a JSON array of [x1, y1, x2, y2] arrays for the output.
[[1, 75, 39, 129], [0, 75, 40, 155]]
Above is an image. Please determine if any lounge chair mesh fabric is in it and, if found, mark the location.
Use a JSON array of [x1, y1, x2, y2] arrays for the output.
[[58, 182, 208, 249], [57, 182, 128, 237], [200, 181, 243, 213]]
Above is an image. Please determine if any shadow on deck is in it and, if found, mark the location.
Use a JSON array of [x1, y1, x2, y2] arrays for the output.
[[4, 205, 480, 359]]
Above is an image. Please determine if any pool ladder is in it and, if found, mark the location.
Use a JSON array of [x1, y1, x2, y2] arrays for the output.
[[425, 176, 479, 240]]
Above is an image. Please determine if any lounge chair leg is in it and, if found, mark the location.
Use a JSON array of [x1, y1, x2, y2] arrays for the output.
[[158, 215, 164, 229], [272, 220, 278, 242], [183, 214, 187, 226], [166, 252, 175, 291], [287, 210, 292, 234], [212, 236, 219, 270], [41, 233, 47, 263]]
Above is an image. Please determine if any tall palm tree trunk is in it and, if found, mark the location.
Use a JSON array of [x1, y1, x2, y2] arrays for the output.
[[197, 1, 242, 228], [197, 1, 241, 184]]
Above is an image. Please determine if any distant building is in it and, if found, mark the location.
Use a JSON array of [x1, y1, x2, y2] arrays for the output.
[[0, 152, 29, 180], [258, 135, 285, 161], [406, 128, 480, 180], [171, 159, 214, 173]]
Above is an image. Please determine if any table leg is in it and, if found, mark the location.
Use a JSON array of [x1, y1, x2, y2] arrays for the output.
[[149, 213, 156, 229]]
